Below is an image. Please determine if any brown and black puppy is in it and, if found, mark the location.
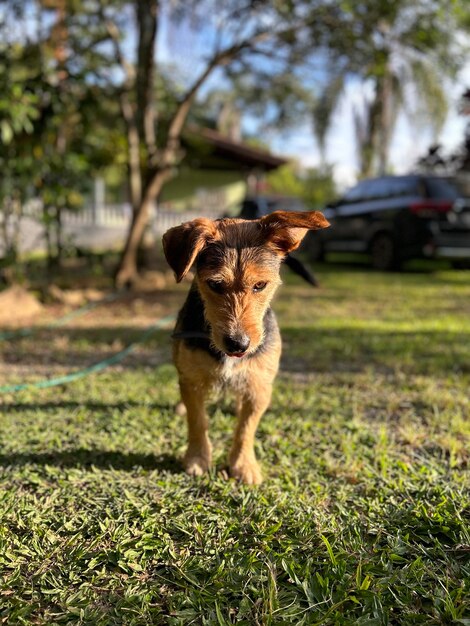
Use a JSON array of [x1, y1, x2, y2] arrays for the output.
[[163, 211, 329, 484]]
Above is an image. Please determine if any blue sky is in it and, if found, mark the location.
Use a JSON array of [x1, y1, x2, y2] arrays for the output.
[[12, 1, 468, 191], [158, 7, 470, 190], [268, 66, 470, 189], [270, 67, 470, 189]]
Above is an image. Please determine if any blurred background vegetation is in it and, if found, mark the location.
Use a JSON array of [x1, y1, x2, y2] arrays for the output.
[[0, 0, 469, 285], [0, 7, 469, 620]]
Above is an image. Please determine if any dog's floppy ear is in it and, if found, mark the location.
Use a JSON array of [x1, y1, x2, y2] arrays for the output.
[[259, 210, 330, 255], [162, 218, 217, 282]]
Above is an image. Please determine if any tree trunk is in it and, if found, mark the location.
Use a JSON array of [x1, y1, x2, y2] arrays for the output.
[[43, 205, 53, 269], [360, 100, 380, 178], [360, 80, 384, 178], [377, 70, 393, 175], [115, 171, 169, 287], [115, 200, 152, 287], [112, 16, 275, 287], [136, 0, 158, 154], [55, 206, 63, 266]]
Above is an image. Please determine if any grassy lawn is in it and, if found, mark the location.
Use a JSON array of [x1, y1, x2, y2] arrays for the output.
[[0, 264, 469, 625]]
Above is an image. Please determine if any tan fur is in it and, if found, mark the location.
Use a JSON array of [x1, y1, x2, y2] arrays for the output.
[[173, 335, 281, 483], [163, 210, 329, 484], [196, 266, 281, 356]]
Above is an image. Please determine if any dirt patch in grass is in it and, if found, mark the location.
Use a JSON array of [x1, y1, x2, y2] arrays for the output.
[[0, 285, 44, 322]]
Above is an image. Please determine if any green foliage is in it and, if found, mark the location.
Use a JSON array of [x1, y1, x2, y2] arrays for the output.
[[311, 74, 345, 159], [310, 0, 467, 176], [0, 86, 39, 145], [0, 40, 41, 145], [0, 266, 468, 623], [0, 2, 123, 267], [204, 75, 314, 135], [1, 0, 469, 277], [267, 163, 336, 209], [267, 164, 305, 197]]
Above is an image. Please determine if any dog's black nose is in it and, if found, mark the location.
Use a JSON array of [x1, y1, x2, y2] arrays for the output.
[[223, 334, 251, 355]]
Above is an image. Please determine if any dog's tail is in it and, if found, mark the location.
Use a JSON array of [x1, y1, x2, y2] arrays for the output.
[[284, 254, 319, 287]]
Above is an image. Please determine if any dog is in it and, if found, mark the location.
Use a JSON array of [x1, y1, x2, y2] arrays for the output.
[[162, 210, 329, 484]]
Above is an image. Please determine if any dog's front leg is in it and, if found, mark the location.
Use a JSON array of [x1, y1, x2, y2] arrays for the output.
[[179, 379, 212, 476], [229, 385, 272, 485]]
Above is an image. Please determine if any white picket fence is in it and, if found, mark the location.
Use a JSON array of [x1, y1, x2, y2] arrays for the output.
[[2, 203, 223, 255], [61, 204, 221, 232], [152, 209, 222, 234]]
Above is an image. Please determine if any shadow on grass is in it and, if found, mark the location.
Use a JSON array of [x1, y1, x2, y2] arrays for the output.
[[0, 327, 172, 343], [0, 327, 173, 370], [296, 262, 470, 290], [0, 400, 175, 413], [1, 324, 468, 376], [302, 254, 455, 274], [0, 448, 182, 473], [280, 327, 470, 375]]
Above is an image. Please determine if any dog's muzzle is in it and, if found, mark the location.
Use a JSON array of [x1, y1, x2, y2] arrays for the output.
[[223, 333, 251, 357]]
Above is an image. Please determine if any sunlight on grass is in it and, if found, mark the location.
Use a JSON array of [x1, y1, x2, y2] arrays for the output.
[[0, 266, 468, 624]]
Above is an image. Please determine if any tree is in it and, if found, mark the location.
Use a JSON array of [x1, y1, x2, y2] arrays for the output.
[[266, 163, 336, 210], [5, 1, 321, 283], [100, 0, 329, 286], [4, 1, 464, 285], [311, 0, 467, 178], [0, 0, 120, 269], [417, 88, 470, 175], [0, 13, 41, 269]]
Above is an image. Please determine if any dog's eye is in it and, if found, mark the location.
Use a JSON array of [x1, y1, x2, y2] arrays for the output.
[[253, 281, 267, 293], [207, 280, 224, 294]]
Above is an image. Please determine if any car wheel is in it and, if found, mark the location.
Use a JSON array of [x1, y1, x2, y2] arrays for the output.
[[451, 260, 470, 270], [370, 233, 400, 271]]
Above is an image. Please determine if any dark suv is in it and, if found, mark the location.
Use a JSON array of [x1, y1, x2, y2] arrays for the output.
[[307, 175, 470, 269], [238, 195, 307, 219]]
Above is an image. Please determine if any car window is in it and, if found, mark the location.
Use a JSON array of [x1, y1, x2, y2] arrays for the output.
[[343, 177, 424, 202], [425, 178, 461, 200], [266, 199, 306, 213], [363, 179, 391, 199], [389, 178, 422, 197], [362, 178, 421, 199], [342, 181, 370, 202]]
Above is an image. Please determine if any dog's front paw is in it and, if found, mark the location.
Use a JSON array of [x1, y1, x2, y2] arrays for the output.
[[184, 444, 212, 477], [184, 455, 211, 476], [230, 456, 263, 485]]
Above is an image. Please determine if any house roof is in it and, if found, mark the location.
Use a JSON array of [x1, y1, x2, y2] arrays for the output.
[[182, 125, 287, 172]]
